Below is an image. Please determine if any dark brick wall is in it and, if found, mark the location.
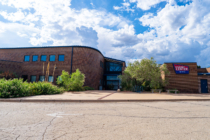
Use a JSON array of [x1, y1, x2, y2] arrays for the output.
[[164, 63, 199, 93], [197, 68, 208, 73], [0, 47, 107, 89], [0, 47, 72, 82], [0, 60, 23, 76], [72, 47, 104, 89]]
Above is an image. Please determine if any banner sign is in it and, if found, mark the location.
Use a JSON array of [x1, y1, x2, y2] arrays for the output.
[[173, 64, 189, 74]]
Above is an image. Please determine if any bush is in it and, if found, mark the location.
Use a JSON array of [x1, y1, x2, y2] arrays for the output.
[[57, 69, 85, 91], [30, 82, 64, 95], [0, 78, 30, 98], [83, 86, 94, 90], [0, 78, 64, 98]]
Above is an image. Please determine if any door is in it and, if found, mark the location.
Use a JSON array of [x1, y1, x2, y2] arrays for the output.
[[201, 79, 208, 93]]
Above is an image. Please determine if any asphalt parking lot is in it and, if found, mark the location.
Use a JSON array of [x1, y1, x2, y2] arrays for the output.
[[1, 101, 210, 140]]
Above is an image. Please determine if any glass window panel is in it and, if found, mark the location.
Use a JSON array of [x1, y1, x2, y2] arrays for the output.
[[41, 55, 47, 61], [24, 55, 30, 62], [114, 86, 118, 90], [49, 55, 55, 61], [58, 55, 65, 61], [39, 76, 45, 82], [107, 76, 119, 80], [33, 55, 38, 62], [48, 76, 54, 82], [106, 62, 122, 72], [31, 76, 36, 82]]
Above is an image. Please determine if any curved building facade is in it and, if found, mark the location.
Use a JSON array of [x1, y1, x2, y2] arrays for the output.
[[0, 46, 126, 90]]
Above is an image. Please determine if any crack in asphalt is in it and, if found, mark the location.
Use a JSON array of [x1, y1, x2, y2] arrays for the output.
[[42, 115, 57, 140]]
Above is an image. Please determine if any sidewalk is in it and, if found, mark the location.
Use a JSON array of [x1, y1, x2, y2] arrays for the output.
[[0, 90, 210, 102], [1, 90, 210, 102]]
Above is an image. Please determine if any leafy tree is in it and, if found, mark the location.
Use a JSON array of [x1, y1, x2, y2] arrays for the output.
[[122, 57, 170, 90], [57, 69, 85, 91], [118, 71, 141, 91]]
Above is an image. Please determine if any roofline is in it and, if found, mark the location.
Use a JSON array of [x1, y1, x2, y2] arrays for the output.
[[0, 45, 125, 63], [198, 73, 210, 75], [0, 45, 103, 56], [164, 62, 197, 63], [104, 57, 125, 63]]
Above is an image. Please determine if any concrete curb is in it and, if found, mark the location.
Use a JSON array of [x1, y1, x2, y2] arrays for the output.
[[1, 99, 210, 103]]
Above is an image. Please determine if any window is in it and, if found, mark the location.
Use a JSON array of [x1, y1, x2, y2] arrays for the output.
[[33, 55, 38, 62], [107, 81, 119, 90], [22, 75, 28, 81], [100, 61, 104, 68], [107, 76, 119, 80], [41, 55, 47, 61], [48, 76, 54, 82], [58, 55, 65, 61], [31, 75, 36, 82], [39, 76, 45, 82], [49, 55, 55, 61], [24, 55, 30, 62], [106, 62, 122, 72]]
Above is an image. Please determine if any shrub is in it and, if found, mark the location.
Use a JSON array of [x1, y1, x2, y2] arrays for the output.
[[30, 82, 64, 95], [0, 78, 31, 98], [83, 86, 94, 90], [0, 71, 18, 80], [0, 78, 64, 98], [57, 69, 85, 91]]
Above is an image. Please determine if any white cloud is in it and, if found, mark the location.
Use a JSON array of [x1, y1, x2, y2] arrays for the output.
[[113, 2, 134, 12], [1, 0, 210, 67], [130, 0, 168, 10]]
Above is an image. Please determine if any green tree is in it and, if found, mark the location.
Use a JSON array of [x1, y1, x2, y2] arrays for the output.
[[124, 57, 170, 89], [118, 71, 141, 91], [57, 69, 85, 91]]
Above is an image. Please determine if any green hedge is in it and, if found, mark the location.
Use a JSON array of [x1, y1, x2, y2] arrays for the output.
[[0, 78, 64, 98]]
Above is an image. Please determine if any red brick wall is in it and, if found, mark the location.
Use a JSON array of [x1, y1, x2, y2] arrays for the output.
[[164, 63, 199, 93], [0, 47, 105, 89]]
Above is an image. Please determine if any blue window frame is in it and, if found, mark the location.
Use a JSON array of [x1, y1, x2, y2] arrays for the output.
[[31, 75, 36, 82], [49, 55, 55, 61], [32, 55, 38, 62], [41, 55, 47, 61], [24, 55, 30, 62], [58, 55, 65, 61]]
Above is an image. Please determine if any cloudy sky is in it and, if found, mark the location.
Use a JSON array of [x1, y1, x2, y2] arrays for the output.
[[0, 0, 210, 67]]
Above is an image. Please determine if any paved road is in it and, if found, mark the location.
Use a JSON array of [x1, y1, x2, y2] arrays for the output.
[[1, 101, 210, 140]]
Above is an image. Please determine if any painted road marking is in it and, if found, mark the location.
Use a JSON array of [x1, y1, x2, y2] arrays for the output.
[[47, 112, 83, 118]]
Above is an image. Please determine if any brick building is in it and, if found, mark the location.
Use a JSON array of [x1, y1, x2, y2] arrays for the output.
[[162, 62, 210, 93], [0, 46, 126, 90]]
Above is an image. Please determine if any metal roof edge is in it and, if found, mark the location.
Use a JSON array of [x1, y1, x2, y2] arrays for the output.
[[0, 45, 103, 56], [164, 62, 197, 63], [104, 57, 125, 63]]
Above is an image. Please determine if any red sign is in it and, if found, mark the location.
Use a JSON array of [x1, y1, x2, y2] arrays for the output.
[[173, 64, 189, 74]]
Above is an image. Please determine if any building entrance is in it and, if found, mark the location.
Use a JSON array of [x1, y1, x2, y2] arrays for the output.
[[201, 79, 208, 93]]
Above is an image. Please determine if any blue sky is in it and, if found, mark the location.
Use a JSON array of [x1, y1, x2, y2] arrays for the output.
[[0, 0, 210, 67]]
